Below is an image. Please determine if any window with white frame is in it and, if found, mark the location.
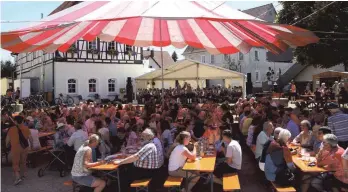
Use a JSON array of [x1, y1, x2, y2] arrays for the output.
[[255, 50, 259, 61], [88, 38, 98, 50], [108, 78, 117, 93], [200, 55, 206, 63], [88, 78, 97, 93], [210, 55, 215, 64], [255, 70, 260, 82], [239, 52, 244, 60], [67, 79, 77, 94]]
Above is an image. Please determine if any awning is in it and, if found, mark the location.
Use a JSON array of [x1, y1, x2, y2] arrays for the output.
[[136, 59, 245, 81], [135, 59, 247, 97]]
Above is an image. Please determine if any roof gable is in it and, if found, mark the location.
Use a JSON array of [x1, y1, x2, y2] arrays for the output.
[[143, 50, 174, 68], [242, 3, 276, 23], [49, 1, 81, 15]]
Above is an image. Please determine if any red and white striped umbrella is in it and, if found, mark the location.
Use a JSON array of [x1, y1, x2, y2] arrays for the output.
[[1, 1, 319, 54]]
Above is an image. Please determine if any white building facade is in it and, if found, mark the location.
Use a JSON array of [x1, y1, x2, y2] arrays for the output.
[[182, 4, 295, 91], [183, 47, 294, 89], [14, 39, 153, 102]]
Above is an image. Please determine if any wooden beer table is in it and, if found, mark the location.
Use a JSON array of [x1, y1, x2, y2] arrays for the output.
[[292, 156, 327, 173], [183, 155, 216, 192], [89, 154, 129, 192]]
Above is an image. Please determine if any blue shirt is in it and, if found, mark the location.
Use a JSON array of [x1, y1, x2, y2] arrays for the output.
[[108, 122, 117, 136], [286, 120, 300, 140], [328, 111, 348, 142]]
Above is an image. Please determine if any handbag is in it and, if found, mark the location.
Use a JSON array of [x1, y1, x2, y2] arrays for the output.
[[16, 125, 29, 149], [275, 168, 295, 186]]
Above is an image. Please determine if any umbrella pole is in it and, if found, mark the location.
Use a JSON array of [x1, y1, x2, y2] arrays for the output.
[[159, 19, 165, 107]]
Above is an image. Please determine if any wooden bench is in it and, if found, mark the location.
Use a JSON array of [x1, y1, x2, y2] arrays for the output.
[[131, 179, 151, 192], [223, 173, 241, 191], [271, 182, 296, 192], [64, 180, 94, 192], [63, 180, 80, 192], [163, 176, 183, 192]]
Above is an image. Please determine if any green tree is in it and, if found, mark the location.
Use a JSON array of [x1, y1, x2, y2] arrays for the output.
[[1, 60, 16, 78], [277, 1, 348, 69], [171, 51, 178, 62]]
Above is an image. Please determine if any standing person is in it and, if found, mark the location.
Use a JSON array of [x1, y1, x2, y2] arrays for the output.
[[213, 130, 242, 184], [105, 117, 117, 149], [332, 81, 340, 99], [192, 111, 206, 140], [71, 134, 106, 192], [15, 87, 20, 100], [290, 81, 296, 102], [160, 119, 173, 154], [327, 103, 348, 149], [168, 131, 198, 192], [6, 116, 32, 185]]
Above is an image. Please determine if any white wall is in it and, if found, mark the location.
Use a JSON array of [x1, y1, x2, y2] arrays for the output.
[[294, 64, 346, 82], [183, 47, 294, 88], [54, 62, 152, 100]]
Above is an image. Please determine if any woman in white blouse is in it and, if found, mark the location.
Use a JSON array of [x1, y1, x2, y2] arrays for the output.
[[292, 120, 315, 148], [168, 131, 198, 192]]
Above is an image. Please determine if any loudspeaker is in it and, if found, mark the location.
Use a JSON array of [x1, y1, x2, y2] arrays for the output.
[[247, 73, 252, 82], [206, 80, 210, 88], [126, 77, 133, 102], [246, 82, 253, 95]]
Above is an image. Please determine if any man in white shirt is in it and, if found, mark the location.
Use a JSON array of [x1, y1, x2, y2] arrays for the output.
[[213, 130, 242, 185], [255, 121, 274, 160], [67, 122, 88, 151]]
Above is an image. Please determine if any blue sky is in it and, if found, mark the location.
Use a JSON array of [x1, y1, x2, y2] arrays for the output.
[[0, 1, 280, 62]]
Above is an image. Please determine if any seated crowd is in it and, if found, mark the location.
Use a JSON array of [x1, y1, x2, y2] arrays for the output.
[[238, 96, 348, 192], [2, 97, 242, 192], [3, 93, 348, 192]]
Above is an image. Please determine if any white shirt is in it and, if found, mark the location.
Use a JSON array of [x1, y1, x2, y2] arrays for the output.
[[168, 145, 188, 171], [226, 140, 242, 170], [342, 147, 348, 160], [67, 129, 88, 151], [255, 131, 270, 159], [29, 129, 41, 150]]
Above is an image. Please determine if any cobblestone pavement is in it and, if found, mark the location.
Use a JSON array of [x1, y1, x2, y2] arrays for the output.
[[1, 154, 72, 192], [2, 147, 271, 192]]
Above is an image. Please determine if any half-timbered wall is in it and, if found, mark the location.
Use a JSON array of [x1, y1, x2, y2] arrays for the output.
[[56, 39, 143, 64]]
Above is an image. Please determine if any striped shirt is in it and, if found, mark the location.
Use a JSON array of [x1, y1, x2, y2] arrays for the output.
[[328, 111, 348, 142], [134, 142, 160, 169]]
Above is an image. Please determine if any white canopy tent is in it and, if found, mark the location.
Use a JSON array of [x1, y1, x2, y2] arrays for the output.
[[135, 59, 247, 98]]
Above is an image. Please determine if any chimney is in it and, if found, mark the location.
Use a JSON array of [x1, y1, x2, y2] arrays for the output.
[[41, 13, 44, 19]]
